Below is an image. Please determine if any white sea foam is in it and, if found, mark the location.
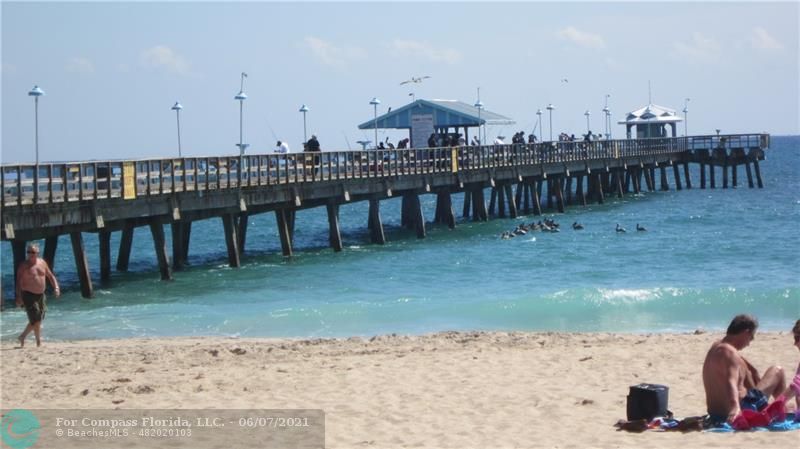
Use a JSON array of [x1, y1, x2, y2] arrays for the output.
[[598, 288, 659, 303]]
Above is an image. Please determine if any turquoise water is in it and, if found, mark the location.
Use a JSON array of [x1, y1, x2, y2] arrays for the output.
[[2, 136, 798, 340]]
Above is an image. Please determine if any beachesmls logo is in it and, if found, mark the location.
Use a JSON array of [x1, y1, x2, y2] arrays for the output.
[[0, 409, 40, 449]]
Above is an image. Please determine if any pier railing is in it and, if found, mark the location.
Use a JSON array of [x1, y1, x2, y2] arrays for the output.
[[1, 134, 767, 207]]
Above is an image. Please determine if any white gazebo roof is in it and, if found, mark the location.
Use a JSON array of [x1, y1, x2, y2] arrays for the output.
[[618, 103, 683, 125]]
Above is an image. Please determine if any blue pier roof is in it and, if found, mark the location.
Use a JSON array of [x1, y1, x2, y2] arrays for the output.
[[358, 99, 515, 130]]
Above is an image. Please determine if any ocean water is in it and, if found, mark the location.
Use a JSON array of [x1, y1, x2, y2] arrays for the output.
[[2, 136, 798, 340]]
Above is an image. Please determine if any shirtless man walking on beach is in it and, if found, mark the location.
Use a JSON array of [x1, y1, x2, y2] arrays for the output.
[[15, 243, 60, 347], [702, 314, 785, 424]]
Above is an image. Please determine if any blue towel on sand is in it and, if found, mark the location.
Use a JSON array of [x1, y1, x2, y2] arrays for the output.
[[705, 412, 800, 433]]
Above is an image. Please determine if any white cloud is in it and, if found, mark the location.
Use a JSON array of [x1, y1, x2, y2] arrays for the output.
[[390, 39, 462, 64], [140, 45, 191, 75], [65, 57, 95, 74], [303, 36, 366, 69], [556, 26, 606, 49], [672, 32, 721, 60], [749, 27, 783, 50]]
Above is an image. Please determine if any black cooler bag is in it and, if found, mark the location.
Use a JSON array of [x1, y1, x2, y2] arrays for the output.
[[626, 383, 669, 421]]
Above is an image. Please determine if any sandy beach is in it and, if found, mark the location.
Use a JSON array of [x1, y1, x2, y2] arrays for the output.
[[1, 331, 797, 448]]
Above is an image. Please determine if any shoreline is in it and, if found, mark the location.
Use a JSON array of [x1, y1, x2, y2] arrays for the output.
[[2, 331, 798, 448]]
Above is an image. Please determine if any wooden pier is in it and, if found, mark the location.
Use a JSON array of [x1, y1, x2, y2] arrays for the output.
[[1, 134, 769, 298]]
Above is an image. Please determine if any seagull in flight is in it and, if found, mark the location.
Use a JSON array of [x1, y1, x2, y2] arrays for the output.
[[561, 78, 569, 83], [400, 76, 431, 85]]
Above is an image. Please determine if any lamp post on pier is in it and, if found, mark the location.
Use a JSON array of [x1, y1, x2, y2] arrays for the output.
[[369, 97, 380, 149], [546, 104, 555, 141], [584, 110, 591, 134], [475, 100, 484, 145], [299, 104, 309, 144], [536, 109, 542, 141], [234, 72, 249, 156], [683, 98, 690, 136], [28, 85, 45, 203], [171, 101, 183, 157], [603, 94, 611, 139]]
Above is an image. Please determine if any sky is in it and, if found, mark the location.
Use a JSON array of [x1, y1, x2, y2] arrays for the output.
[[1, 1, 798, 163]]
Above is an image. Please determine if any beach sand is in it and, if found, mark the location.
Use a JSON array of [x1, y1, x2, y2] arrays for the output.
[[2, 331, 797, 448]]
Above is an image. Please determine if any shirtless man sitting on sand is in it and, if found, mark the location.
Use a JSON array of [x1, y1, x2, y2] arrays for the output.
[[15, 242, 60, 347], [702, 314, 786, 425]]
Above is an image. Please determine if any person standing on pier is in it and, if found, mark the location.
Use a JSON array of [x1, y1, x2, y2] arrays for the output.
[[15, 243, 60, 347]]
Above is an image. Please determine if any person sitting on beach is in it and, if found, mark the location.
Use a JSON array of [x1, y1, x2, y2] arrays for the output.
[[16, 243, 61, 347], [779, 319, 800, 412], [702, 314, 786, 425]]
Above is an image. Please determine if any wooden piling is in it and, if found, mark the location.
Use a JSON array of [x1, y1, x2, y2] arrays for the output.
[[683, 163, 692, 189], [275, 209, 293, 257], [536, 179, 544, 208], [170, 221, 185, 270], [523, 182, 531, 212], [99, 230, 111, 282], [672, 164, 683, 190], [546, 180, 554, 209], [745, 162, 754, 188], [722, 163, 729, 189], [632, 169, 641, 194], [643, 167, 653, 192], [562, 177, 571, 205], [488, 188, 497, 216], [287, 210, 296, 243], [497, 184, 506, 217], [326, 202, 343, 252], [616, 170, 624, 198], [436, 191, 456, 229], [700, 163, 707, 189], [237, 213, 248, 254], [462, 190, 471, 218], [649, 167, 657, 191], [532, 180, 543, 215], [554, 176, 565, 213], [70, 232, 94, 298], [409, 193, 426, 238], [515, 182, 524, 211], [594, 174, 604, 204], [731, 163, 738, 188], [753, 160, 763, 188], [44, 236, 58, 272], [660, 166, 669, 191], [576, 176, 588, 205], [505, 183, 518, 218], [221, 214, 241, 268], [149, 221, 173, 279], [368, 198, 386, 244], [710, 164, 717, 188], [181, 221, 192, 262], [472, 187, 488, 221], [117, 223, 134, 272], [12, 240, 26, 297]]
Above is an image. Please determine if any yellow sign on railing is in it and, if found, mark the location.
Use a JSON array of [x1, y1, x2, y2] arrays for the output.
[[123, 162, 136, 200], [451, 149, 458, 173]]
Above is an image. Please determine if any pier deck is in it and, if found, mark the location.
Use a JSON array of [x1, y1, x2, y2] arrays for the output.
[[1, 134, 768, 297]]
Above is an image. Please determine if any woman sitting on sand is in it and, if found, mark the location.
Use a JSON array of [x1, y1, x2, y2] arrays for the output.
[[780, 319, 800, 413]]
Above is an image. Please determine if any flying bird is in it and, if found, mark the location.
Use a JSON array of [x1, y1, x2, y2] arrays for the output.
[[400, 76, 431, 85], [561, 78, 569, 83]]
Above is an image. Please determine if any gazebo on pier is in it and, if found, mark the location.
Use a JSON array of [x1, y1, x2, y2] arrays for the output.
[[618, 104, 683, 139], [357, 99, 515, 148]]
